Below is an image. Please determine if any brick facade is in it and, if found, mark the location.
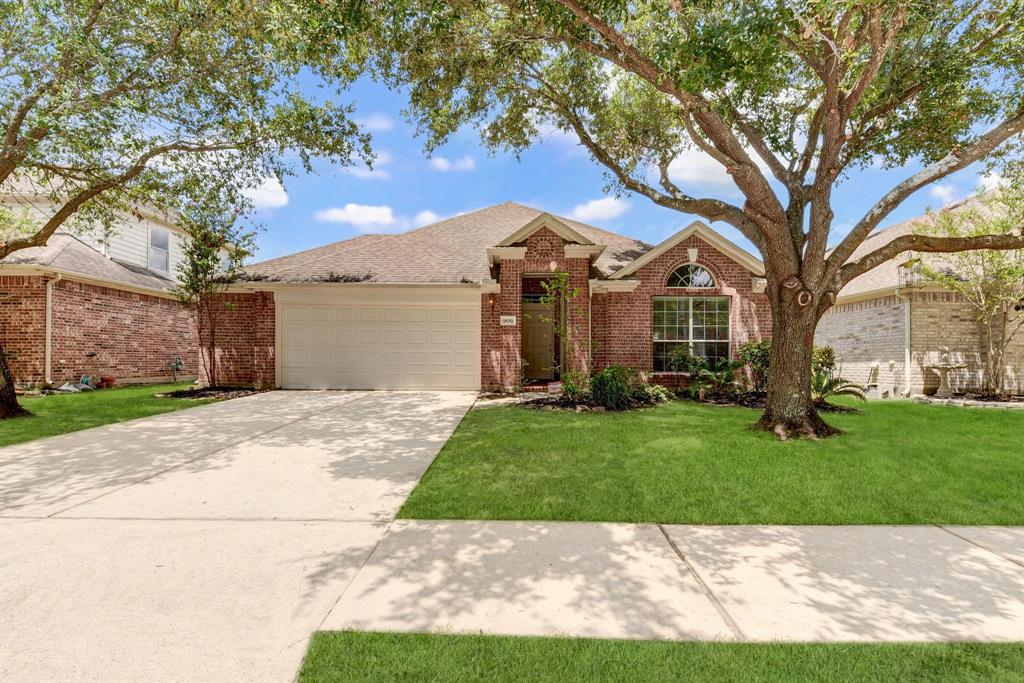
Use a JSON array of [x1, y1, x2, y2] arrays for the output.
[[0, 276, 47, 383], [593, 235, 772, 373], [199, 291, 276, 388], [0, 275, 198, 386], [478, 229, 771, 391], [481, 227, 591, 391], [816, 289, 1024, 395]]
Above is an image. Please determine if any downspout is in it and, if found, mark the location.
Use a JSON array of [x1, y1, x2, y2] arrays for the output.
[[588, 287, 593, 372], [44, 273, 62, 385], [895, 288, 912, 397]]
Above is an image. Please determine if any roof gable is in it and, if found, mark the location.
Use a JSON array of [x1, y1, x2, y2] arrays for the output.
[[494, 212, 595, 247], [609, 221, 764, 279]]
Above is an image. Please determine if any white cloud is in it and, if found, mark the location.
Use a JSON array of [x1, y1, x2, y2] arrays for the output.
[[429, 155, 476, 172], [664, 144, 780, 196], [313, 204, 447, 234], [977, 172, 1006, 193], [358, 113, 395, 132], [929, 183, 957, 206], [569, 197, 629, 222], [667, 148, 735, 188], [244, 176, 288, 209], [314, 204, 398, 231], [414, 210, 442, 227], [344, 151, 393, 181]]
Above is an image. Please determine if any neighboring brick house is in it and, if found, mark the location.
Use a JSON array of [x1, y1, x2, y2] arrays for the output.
[[1, 197, 199, 387], [223, 202, 771, 392], [816, 200, 1024, 396]]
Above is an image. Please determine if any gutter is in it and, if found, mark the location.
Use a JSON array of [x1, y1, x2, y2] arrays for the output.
[[44, 273, 62, 384], [895, 287, 912, 397]]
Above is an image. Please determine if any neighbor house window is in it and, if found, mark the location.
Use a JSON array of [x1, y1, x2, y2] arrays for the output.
[[653, 296, 730, 371], [149, 226, 170, 272], [666, 264, 715, 288]]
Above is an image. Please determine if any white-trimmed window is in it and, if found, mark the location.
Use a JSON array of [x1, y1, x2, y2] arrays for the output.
[[653, 296, 730, 371], [149, 226, 170, 272], [666, 264, 715, 288]]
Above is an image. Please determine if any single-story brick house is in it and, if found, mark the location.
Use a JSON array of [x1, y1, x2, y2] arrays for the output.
[[815, 201, 1024, 396], [1, 196, 199, 387], [217, 202, 772, 391]]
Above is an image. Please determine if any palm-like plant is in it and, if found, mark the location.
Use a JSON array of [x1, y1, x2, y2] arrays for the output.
[[811, 369, 867, 404], [688, 360, 745, 401]]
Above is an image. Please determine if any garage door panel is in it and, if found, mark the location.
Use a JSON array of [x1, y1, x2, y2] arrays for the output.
[[284, 306, 310, 322], [280, 298, 480, 390], [310, 307, 333, 322]]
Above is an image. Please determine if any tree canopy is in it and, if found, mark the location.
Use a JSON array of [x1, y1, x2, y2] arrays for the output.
[[354, 0, 1024, 436], [0, 0, 370, 258]]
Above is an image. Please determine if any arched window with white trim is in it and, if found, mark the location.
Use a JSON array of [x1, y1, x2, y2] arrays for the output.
[[666, 264, 715, 288]]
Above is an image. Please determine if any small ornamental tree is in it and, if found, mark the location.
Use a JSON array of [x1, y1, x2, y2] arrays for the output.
[[357, 0, 1024, 438], [0, 0, 371, 417], [537, 272, 587, 376], [915, 178, 1024, 396], [175, 207, 255, 389]]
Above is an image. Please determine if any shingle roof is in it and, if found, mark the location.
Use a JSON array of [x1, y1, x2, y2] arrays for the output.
[[243, 202, 652, 284], [1, 233, 177, 292], [836, 197, 985, 299]]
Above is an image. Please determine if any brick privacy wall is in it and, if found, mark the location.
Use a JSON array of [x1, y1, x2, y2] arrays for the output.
[[49, 279, 198, 384], [816, 295, 907, 396], [0, 276, 47, 383], [593, 235, 771, 373], [199, 291, 275, 388], [481, 226, 590, 391]]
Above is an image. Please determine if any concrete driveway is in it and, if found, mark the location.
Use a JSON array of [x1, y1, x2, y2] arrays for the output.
[[0, 390, 475, 683]]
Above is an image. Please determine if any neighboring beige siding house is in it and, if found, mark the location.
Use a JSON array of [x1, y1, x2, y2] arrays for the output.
[[816, 200, 1023, 397]]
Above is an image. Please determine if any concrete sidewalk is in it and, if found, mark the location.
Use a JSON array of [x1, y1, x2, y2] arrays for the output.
[[324, 521, 1024, 643]]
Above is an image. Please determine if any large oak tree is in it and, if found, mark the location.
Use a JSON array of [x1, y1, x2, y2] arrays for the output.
[[0, 0, 368, 417], [356, 0, 1024, 437]]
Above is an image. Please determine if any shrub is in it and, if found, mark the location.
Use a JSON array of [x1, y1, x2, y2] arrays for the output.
[[737, 340, 771, 392], [561, 370, 590, 404], [589, 365, 635, 410], [635, 381, 672, 405], [667, 346, 709, 374], [812, 346, 836, 375], [589, 366, 669, 409]]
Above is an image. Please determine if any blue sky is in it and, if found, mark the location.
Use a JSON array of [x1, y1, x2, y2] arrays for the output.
[[246, 76, 1000, 263]]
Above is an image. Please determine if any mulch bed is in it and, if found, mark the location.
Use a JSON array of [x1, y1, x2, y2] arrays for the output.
[[156, 386, 263, 400], [950, 393, 1024, 403]]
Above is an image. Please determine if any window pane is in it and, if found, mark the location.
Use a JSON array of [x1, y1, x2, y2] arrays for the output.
[[652, 296, 730, 369], [150, 227, 169, 251], [667, 265, 715, 289], [149, 248, 168, 272]]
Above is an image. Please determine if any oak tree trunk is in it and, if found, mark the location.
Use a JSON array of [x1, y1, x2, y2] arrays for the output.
[[0, 339, 29, 419], [754, 292, 839, 440]]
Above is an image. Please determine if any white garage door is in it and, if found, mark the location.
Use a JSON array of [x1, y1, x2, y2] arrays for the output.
[[278, 288, 480, 390]]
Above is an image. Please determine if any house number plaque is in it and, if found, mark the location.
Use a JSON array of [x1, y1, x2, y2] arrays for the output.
[[500, 315, 516, 326]]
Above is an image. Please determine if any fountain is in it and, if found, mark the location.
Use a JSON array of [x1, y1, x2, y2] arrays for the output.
[[923, 347, 967, 398]]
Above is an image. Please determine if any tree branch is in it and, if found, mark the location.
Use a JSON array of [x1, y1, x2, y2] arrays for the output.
[[0, 140, 235, 259], [825, 108, 1024, 282], [838, 232, 1024, 288]]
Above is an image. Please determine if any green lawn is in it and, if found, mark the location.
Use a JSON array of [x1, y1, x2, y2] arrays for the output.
[[399, 400, 1024, 525], [0, 383, 215, 448], [299, 632, 1024, 682]]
